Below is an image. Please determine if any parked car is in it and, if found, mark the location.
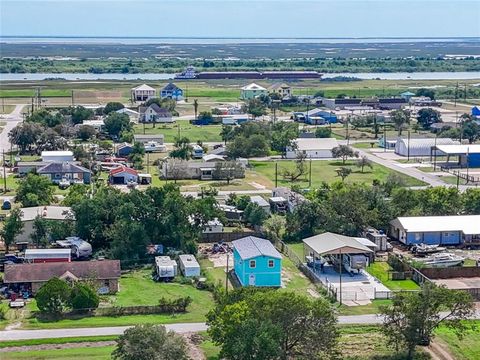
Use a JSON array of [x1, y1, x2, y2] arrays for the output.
[[1, 199, 11, 210]]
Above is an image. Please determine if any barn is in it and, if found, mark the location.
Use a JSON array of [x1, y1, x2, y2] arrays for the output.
[[109, 166, 138, 185]]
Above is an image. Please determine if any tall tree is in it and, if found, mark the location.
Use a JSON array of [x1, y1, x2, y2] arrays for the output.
[[113, 324, 189, 360], [212, 161, 245, 184], [193, 98, 199, 121], [381, 283, 474, 360], [169, 137, 192, 160], [9, 122, 43, 154], [331, 145, 359, 164], [16, 173, 54, 207], [356, 155, 373, 173], [391, 109, 411, 135], [0, 208, 24, 253], [416, 108, 442, 129], [103, 102, 124, 115], [104, 112, 132, 138], [208, 290, 339, 360]]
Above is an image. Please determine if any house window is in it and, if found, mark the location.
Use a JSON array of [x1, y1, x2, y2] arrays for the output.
[[268, 259, 274, 268], [249, 260, 256, 268]]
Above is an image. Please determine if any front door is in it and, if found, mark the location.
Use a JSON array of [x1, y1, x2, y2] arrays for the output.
[[248, 274, 255, 286]]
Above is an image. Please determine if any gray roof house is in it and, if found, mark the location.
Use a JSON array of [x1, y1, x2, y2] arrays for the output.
[[38, 162, 91, 184], [139, 104, 173, 123]]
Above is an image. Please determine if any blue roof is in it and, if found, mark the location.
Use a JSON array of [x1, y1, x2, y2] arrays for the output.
[[232, 236, 282, 260]]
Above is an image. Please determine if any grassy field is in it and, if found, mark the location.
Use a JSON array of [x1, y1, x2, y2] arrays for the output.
[[23, 269, 214, 329], [1, 346, 114, 360], [287, 242, 304, 260], [366, 262, 420, 291], [250, 159, 426, 188], [133, 120, 223, 143], [281, 256, 316, 296], [198, 258, 232, 289], [337, 299, 393, 316], [435, 321, 480, 360], [0, 105, 15, 114], [0, 336, 118, 349]]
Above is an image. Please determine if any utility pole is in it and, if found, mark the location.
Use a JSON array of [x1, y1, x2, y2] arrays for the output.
[[225, 251, 229, 295], [71, 90, 74, 106], [464, 83, 467, 102], [275, 162, 278, 188], [2, 150, 6, 193], [433, 133, 438, 171], [455, 82, 459, 107], [308, 158, 312, 188], [407, 130, 411, 161], [147, 152, 150, 173]]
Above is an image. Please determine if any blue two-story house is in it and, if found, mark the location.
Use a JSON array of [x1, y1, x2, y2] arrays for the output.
[[232, 236, 282, 287], [390, 215, 480, 246], [160, 83, 183, 101]]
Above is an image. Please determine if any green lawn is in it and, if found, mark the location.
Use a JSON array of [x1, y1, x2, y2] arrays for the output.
[[287, 242, 304, 261], [0, 336, 118, 349], [337, 299, 392, 316], [0, 89, 71, 98], [24, 269, 214, 329], [198, 332, 221, 360], [198, 258, 232, 289], [1, 346, 114, 360], [251, 160, 426, 188], [281, 256, 315, 295], [435, 321, 480, 360], [366, 262, 420, 291], [133, 120, 222, 143]]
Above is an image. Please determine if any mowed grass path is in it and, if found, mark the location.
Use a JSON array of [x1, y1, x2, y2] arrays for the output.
[[251, 160, 426, 188], [435, 321, 480, 360], [133, 120, 222, 143], [1, 346, 113, 360]]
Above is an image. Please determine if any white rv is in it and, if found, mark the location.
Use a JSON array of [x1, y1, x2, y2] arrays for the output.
[[178, 254, 201, 277], [155, 256, 178, 281]]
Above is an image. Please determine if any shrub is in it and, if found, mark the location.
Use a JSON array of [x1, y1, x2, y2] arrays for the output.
[[70, 283, 100, 310], [36, 278, 71, 315]]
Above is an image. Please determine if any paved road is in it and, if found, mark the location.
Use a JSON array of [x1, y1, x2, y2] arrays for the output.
[[4, 308, 480, 341], [2, 310, 479, 341], [0, 104, 25, 154]]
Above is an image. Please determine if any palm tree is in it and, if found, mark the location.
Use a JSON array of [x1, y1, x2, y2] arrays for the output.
[[193, 99, 199, 121]]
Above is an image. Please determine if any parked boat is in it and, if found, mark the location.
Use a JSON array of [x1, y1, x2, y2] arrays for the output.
[[419, 253, 465, 268], [411, 243, 446, 257]]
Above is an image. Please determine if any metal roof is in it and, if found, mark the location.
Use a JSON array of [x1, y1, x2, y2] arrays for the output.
[[233, 236, 282, 260], [178, 254, 200, 269], [396, 137, 458, 150], [292, 137, 338, 151], [250, 195, 269, 207], [132, 84, 155, 91], [391, 215, 480, 235], [241, 83, 267, 91], [303, 232, 373, 255], [20, 206, 74, 222], [435, 144, 480, 155]]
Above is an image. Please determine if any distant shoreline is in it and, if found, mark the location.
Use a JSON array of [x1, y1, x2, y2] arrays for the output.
[[2, 36, 480, 45]]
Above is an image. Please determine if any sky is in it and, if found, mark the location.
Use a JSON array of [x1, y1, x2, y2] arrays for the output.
[[1, 0, 479, 39]]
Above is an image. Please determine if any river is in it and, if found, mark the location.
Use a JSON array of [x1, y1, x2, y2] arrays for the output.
[[1, 72, 480, 82]]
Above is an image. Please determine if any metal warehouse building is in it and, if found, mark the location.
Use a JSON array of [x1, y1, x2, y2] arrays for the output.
[[394, 137, 458, 157]]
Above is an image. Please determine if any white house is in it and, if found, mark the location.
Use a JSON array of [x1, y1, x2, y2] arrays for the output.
[[240, 83, 267, 100], [139, 104, 173, 123], [286, 138, 339, 159], [394, 137, 459, 157], [131, 84, 156, 102], [80, 119, 104, 131]]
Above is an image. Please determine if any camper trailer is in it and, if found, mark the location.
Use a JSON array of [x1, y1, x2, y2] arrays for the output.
[[24, 249, 71, 263], [154, 256, 178, 281], [55, 237, 93, 259], [178, 254, 201, 277]]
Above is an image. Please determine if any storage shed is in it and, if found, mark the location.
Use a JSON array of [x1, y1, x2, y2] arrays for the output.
[[394, 137, 458, 157], [178, 254, 201, 277], [109, 166, 138, 185], [25, 249, 71, 263]]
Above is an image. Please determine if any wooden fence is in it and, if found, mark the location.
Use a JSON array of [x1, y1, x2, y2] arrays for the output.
[[201, 231, 263, 243], [440, 166, 480, 184]]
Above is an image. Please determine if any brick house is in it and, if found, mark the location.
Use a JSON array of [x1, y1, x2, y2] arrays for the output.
[[4, 260, 121, 294]]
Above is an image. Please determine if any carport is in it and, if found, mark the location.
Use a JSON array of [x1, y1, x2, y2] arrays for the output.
[[302, 232, 374, 304]]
